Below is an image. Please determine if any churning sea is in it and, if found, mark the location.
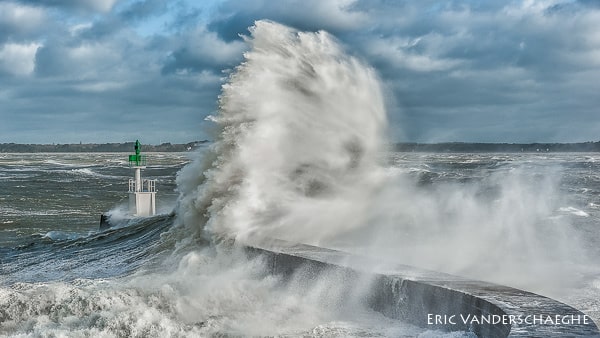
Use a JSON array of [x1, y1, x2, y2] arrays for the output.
[[0, 151, 599, 337]]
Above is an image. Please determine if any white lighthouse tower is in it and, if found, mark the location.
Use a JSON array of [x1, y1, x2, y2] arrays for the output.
[[128, 140, 156, 217]]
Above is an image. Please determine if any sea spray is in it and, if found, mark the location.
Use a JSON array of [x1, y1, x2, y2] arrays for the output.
[[355, 164, 591, 294], [174, 20, 591, 298], [175, 20, 388, 245]]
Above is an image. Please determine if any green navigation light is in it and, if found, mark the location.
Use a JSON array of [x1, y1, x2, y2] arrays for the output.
[[128, 140, 147, 166]]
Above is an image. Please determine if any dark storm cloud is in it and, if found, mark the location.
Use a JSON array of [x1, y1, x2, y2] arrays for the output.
[[1, 0, 600, 143], [161, 26, 245, 75], [341, 0, 600, 142]]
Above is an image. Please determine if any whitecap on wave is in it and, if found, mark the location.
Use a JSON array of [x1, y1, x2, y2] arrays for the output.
[[42, 231, 85, 241], [68, 168, 120, 179], [559, 206, 590, 217]]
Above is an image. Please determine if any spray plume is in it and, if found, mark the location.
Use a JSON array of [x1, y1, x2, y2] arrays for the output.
[[176, 20, 387, 245], [175, 20, 591, 298]]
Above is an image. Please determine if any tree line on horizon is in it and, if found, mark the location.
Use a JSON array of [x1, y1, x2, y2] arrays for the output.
[[394, 141, 600, 152], [0, 141, 209, 153]]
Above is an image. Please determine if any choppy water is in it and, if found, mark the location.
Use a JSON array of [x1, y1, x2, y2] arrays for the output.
[[0, 151, 599, 337], [0, 153, 186, 246], [0, 152, 443, 337]]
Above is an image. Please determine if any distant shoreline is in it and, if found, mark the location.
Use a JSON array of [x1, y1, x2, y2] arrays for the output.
[[1, 140, 599, 153], [0, 141, 209, 153], [393, 141, 600, 153]]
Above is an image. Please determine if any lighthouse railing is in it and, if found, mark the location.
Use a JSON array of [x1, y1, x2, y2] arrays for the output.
[[128, 179, 156, 193], [146, 179, 156, 192]]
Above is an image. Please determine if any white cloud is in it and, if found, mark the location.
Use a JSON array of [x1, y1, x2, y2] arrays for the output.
[[162, 26, 246, 73], [63, 43, 121, 77], [216, 0, 368, 33], [0, 42, 41, 76], [0, 2, 46, 35], [303, 0, 368, 31], [366, 36, 462, 72], [35, 40, 133, 79], [188, 27, 246, 64], [69, 22, 94, 36], [507, 0, 564, 15], [74, 81, 127, 92]]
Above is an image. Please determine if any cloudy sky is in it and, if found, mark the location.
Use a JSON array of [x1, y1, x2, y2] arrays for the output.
[[1, 0, 599, 144]]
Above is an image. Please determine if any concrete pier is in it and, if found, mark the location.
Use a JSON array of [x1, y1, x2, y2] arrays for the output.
[[242, 237, 600, 337]]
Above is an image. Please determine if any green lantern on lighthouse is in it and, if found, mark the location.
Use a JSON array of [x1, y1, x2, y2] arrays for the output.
[[127, 140, 155, 216], [128, 140, 147, 167]]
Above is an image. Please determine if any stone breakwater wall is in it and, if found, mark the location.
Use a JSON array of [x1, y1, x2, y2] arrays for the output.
[[243, 238, 599, 337]]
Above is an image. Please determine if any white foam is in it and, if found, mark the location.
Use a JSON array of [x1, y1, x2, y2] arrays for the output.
[[0, 250, 435, 336], [559, 206, 590, 217], [42, 231, 84, 241], [69, 168, 119, 179]]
